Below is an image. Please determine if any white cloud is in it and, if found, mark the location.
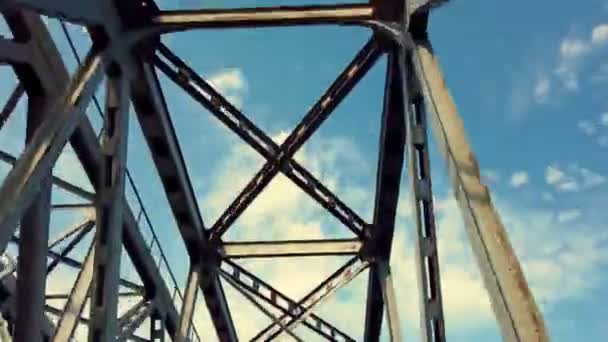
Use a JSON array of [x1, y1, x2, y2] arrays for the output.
[[191, 132, 608, 340], [481, 169, 500, 183], [545, 164, 606, 192], [560, 38, 590, 60], [557, 209, 582, 223], [555, 65, 579, 90], [542, 192, 555, 202], [208, 68, 247, 108], [209, 68, 245, 92], [602, 112, 608, 126], [578, 121, 597, 136], [590, 63, 608, 84], [591, 24, 608, 45], [579, 167, 606, 188], [533, 76, 551, 103], [554, 24, 608, 91], [557, 180, 580, 192], [546, 165, 565, 185], [509, 171, 529, 188]]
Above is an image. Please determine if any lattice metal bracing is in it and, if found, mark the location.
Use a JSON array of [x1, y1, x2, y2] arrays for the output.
[[0, 0, 550, 341]]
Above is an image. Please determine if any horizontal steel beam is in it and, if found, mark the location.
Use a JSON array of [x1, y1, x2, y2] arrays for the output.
[[45, 291, 141, 300], [219, 239, 362, 258], [4, 0, 103, 25], [50, 203, 93, 210], [0, 37, 31, 64], [151, 4, 373, 32]]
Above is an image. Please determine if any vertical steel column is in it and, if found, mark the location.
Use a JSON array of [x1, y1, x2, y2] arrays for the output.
[[402, 48, 446, 341], [88, 64, 130, 341], [176, 265, 200, 342], [0, 50, 102, 247], [377, 261, 402, 342], [411, 30, 549, 341], [151, 311, 166, 342], [14, 94, 53, 342], [364, 43, 407, 342]]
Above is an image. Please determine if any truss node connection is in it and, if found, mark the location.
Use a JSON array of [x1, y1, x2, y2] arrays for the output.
[[0, 0, 549, 341]]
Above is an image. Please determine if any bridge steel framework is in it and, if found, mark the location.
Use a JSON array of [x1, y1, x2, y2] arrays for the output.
[[0, 0, 550, 341]]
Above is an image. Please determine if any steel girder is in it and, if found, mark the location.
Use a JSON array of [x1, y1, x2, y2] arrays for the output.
[[0, 8, 195, 341], [0, 0, 550, 341]]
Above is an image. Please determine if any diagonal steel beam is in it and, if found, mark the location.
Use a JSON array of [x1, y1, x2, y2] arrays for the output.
[[410, 24, 549, 342], [219, 271, 304, 342], [53, 240, 95, 342], [118, 300, 155, 342], [150, 4, 373, 32], [206, 39, 380, 240], [0, 47, 103, 251], [219, 239, 362, 259], [0, 83, 25, 130], [155, 45, 367, 236], [117, 298, 148, 329], [176, 265, 199, 342], [253, 257, 367, 341], [48, 218, 95, 250], [46, 220, 95, 274], [220, 260, 354, 341], [0, 313, 10, 342], [0, 150, 95, 201], [376, 261, 402, 342], [130, 60, 237, 341]]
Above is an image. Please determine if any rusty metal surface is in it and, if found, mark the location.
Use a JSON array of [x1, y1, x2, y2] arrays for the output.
[[0, 0, 548, 341]]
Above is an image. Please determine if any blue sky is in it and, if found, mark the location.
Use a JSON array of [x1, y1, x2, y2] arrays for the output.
[[1, 0, 608, 340]]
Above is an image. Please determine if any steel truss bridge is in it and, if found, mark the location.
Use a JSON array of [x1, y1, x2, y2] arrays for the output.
[[0, 0, 550, 341]]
